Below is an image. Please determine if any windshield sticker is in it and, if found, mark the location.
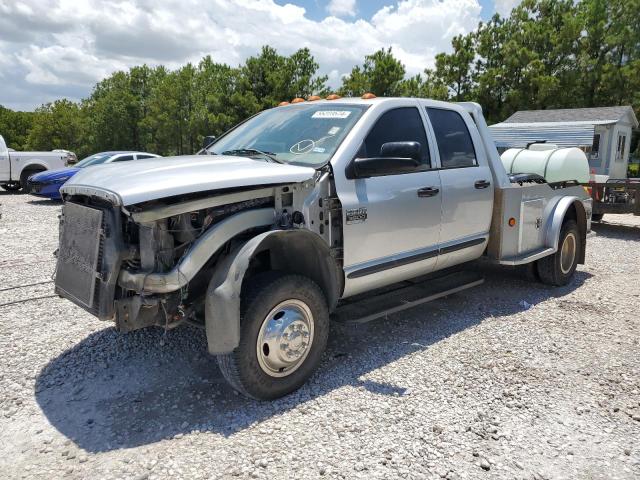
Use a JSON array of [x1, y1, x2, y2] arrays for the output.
[[312, 147, 326, 153], [328, 126, 340, 135], [290, 139, 315, 155], [312, 110, 351, 119]]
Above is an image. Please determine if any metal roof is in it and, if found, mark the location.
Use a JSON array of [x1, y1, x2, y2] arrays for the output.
[[489, 123, 597, 148], [503, 106, 637, 126]]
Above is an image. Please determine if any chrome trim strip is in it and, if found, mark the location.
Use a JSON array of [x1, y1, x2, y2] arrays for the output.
[[346, 236, 487, 279]]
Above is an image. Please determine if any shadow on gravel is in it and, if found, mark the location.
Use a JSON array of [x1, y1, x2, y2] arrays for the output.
[[591, 221, 640, 240], [35, 263, 591, 453], [27, 198, 62, 206]]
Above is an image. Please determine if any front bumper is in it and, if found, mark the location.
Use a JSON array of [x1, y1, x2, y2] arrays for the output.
[[28, 179, 63, 199]]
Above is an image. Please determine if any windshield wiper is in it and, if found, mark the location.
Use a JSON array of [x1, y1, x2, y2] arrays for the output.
[[221, 148, 282, 163]]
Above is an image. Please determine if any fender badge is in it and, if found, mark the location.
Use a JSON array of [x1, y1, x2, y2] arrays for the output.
[[346, 207, 367, 224]]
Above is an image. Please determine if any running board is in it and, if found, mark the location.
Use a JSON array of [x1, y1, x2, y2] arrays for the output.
[[332, 271, 484, 325]]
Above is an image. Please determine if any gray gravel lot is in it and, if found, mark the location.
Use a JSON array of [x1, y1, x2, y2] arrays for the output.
[[0, 191, 639, 480]]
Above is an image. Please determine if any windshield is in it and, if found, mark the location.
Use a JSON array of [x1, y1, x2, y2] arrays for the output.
[[75, 153, 114, 168], [208, 104, 367, 167]]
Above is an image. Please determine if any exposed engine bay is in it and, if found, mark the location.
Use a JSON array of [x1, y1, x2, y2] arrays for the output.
[[55, 169, 344, 335]]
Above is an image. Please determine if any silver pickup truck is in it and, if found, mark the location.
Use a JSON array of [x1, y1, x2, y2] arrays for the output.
[[0, 135, 75, 192], [54, 97, 592, 399]]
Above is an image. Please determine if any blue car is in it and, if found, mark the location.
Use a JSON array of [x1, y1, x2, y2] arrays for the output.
[[28, 151, 160, 200]]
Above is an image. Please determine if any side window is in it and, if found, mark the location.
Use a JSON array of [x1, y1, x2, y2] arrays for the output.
[[136, 154, 155, 160], [111, 155, 134, 162], [616, 134, 626, 162], [362, 107, 430, 167], [427, 108, 477, 168]]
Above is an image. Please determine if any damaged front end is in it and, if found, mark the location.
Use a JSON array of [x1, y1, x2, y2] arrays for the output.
[[54, 180, 318, 333]]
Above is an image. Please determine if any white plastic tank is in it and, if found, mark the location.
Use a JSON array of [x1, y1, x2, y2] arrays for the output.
[[501, 143, 590, 183]]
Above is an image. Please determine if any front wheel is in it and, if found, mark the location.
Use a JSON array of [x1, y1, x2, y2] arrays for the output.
[[536, 219, 580, 286], [217, 273, 329, 400], [20, 169, 43, 194]]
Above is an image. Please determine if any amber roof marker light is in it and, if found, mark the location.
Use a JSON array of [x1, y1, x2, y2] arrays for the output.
[[361, 92, 377, 99], [291, 97, 305, 103], [307, 95, 321, 101], [326, 94, 341, 100], [278, 101, 290, 106]]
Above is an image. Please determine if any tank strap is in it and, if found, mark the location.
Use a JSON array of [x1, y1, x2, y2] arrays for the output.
[[510, 148, 527, 173], [543, 148, 562, 179]]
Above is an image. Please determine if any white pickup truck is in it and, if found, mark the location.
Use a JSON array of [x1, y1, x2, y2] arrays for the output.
[[0, 135, 75, 192], [54, 96, 592, 399]]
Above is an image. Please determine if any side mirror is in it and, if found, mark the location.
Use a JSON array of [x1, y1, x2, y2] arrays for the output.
[[202, 135, 216, 149], [349, 141, 422, 178]]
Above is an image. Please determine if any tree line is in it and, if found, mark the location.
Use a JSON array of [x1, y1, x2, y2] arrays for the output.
[[1, 0, 638, 159]]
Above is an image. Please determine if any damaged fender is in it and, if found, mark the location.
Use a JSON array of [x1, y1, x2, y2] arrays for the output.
[[204, 229, 342, 354]]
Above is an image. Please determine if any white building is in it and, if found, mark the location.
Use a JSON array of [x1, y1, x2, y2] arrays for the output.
[[489, 106, 638, 179]]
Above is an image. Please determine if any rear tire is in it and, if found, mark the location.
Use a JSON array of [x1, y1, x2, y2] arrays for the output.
[[20, 168, 44, 194], [1, 182, 21, 192], [217, 272, 329, 400], [591, 213, 604, 222], [536, 219, 580, 286]]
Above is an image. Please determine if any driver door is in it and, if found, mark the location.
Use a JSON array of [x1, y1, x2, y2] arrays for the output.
[[340, 106, 443, 296]]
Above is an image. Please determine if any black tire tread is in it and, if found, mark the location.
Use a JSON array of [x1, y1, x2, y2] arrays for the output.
[[217, 272, 282, 398], [20, 168, 45, 193], [536, 219, 579, 286], [217, 272, 329, 400]]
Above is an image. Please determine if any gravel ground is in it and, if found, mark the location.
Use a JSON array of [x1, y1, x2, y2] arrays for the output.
[[0, 191, 639, 480]]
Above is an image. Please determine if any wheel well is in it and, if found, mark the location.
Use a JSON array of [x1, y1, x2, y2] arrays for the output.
[[563, 200, 587, 264], [22, 164, 47, 174], [244, 232, 343, 311], [204, 230, 343, 354]]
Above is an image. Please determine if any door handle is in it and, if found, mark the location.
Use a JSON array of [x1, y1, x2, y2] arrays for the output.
[[417, 187, 440, 197], [474, 180, 491, 189]]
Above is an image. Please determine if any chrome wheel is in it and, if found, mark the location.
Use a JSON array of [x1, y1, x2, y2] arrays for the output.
[[256, 299, 315, 378], [560, 232, 576, 274]]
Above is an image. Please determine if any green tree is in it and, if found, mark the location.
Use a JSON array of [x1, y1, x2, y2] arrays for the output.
[[432, 34, 476, 101], [578, 0, 640, 112], [26, 100, 86, 155], [239, 46, 328, 109], [472, 0, 582, 122], [339, 47, 406, 97], [0, 106, 34, 150]]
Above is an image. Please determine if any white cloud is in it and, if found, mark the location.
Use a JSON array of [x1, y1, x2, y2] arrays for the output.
[[327, 0, 356, 18], [494, 0, 522, 16], [0, 0, 483, 110]]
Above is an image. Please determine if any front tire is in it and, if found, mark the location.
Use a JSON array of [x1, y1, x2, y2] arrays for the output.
[[20, 169, 44, 194], [536, 219, 580, 286], [217, 273, 329, 400]]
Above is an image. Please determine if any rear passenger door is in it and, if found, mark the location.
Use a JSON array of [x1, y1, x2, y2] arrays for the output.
[[425, 107, 493, 269]]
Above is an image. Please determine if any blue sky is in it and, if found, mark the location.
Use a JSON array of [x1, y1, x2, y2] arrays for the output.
[[276, 0, 500, 21]]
